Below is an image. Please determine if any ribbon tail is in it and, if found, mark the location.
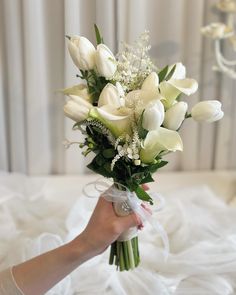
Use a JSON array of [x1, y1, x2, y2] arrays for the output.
[[149, 217, 170, 260]]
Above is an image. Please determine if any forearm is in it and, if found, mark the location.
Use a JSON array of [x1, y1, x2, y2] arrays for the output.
[[12, 236, 89, 295]]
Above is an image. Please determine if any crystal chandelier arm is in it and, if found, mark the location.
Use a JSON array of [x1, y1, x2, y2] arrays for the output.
[[214, 39, 236, 78]]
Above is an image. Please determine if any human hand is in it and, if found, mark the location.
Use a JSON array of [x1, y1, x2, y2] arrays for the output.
[[75, 196, 141, 258]]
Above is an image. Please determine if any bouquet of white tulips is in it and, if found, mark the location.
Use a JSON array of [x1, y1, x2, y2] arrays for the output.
[[62, 25, 224, 271]]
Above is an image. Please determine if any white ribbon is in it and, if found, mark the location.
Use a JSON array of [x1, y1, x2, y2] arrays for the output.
[[83, 179, 169, 258]]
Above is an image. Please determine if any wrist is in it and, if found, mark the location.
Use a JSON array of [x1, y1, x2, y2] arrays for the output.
[[66, 234, 95, 265]]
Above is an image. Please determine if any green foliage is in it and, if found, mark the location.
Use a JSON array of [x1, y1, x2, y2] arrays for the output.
[[158, 65, 169, 82], [137, 111, 148, 139], [165, 64, 176, 81], [94, 24, 104, 45], [79, 70, 108, 105], [80, 122, 168, 205], [158, 64, 176, 82]]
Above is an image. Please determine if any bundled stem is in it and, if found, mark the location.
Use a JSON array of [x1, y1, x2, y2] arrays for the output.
[[109, 237, 140, 271]]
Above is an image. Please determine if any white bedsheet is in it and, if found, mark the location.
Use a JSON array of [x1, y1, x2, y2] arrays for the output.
[[0, 171, 236, 295]]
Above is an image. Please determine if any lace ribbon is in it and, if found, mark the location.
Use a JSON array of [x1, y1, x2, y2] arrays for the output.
[[83, 180, 169, 258]]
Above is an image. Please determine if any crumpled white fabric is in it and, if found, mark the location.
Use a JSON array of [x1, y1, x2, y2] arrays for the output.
[[0, 172, 236, 294]]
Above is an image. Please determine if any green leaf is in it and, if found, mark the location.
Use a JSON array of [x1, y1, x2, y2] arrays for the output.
[[158, 66, 169, 82], [135, 186, 153, 205], [149, 160, 168, 173], [94, 24, 104, 45], [95, 154, 105, 166], [165, 64, 176, 81], [139, 173, 154, 184], [137, 111, 148, 139], [102, 149, 116, 159]]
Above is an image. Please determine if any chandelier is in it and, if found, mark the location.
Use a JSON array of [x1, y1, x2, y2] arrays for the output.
[[201, 0, 236, 78]]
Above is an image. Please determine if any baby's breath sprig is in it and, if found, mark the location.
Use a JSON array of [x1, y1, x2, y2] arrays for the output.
[[111, 123, 142, 170], [113, 31, 157, 93]]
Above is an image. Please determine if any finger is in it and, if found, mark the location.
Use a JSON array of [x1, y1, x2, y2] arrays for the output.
[[141, 184, 149, 191], [119, 213, 142, 229]]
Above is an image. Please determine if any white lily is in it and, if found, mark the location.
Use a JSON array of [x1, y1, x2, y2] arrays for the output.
[[89, 105, 132, 137], [68, 36, 96, 70], [140, 127, 183, 163], [89, 83, 131, 137], [159, 78, 198, 109], [191, 100, 224, 122], [142, 100, 165, 131], [163, 101, 188, 130], [95, 44, 117, 78]]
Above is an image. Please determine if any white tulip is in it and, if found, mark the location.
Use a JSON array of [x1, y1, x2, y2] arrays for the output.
[[68, 36, 96, 70], [142, 100, 165, 131], [95, 44, 117, 78], [64, 95, 92, 122], [98, 83, 123, 108], [140, 127, 183, 163], [142, 72, 159, 91], [163, 101, 188, 130], [191, 100, 224, 122], [168, 63, 186, 80]]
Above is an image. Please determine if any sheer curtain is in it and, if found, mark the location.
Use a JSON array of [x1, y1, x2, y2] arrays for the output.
[[0, 0, 234, 175]]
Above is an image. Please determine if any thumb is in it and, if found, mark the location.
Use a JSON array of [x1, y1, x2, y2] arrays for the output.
[[119, 213, 141, 230]]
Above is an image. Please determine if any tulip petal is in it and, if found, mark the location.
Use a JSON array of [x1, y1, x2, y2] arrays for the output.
[[142, 100, 165, 130], [140, 127, 183, 163], [64, 100, 89, 122], [69, 95, 93, 109], [191, 100, 224, 122], [68, 36, 96, 70], [95, 44, 117, 78], [163, 101, 188, 130], [98, 83, 122, 108], [142, 72, 159, 91]]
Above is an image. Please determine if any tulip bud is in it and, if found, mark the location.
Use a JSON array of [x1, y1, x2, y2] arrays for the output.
[[64, 95, 92, 122], [95, 44, 117, 78], [191, 100, 224, 122], [68, 36, 96, 70], [142, 100, 165, 131], [163, 101, 188, 130], [142, 72, 159, 91], [98, 83, 122, 108]]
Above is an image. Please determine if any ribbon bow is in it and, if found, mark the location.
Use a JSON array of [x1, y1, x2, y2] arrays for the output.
[[83, 179, 169, 258]]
